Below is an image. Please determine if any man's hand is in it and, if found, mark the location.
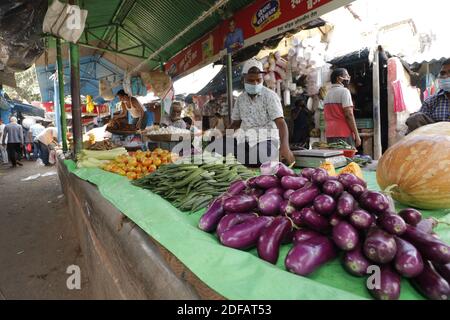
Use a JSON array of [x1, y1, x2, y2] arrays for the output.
[[280, 144, 295, 165], [355, 135, 362, 148]]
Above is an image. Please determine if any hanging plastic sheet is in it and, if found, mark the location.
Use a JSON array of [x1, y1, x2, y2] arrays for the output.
[[0, 0, 47, 72]]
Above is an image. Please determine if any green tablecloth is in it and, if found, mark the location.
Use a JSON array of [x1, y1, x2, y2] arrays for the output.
[[64, 160, 450, 300]]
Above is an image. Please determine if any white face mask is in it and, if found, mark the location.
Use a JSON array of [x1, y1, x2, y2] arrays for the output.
[[245, 83, 263, 95], [438, 78, 450, 92]]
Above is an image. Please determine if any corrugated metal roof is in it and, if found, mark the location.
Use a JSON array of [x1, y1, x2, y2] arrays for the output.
[[79, 0, 255, 68]]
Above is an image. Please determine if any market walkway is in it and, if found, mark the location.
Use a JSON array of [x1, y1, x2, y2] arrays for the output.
[[0, 160, 91, 299]]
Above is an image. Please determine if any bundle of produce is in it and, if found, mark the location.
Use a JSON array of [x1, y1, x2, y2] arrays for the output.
[[102, 148, 176, 180], [77, 147, 128, 168], [312, 140, 355, 150], [199, 161, 450, 300], [132, 155, 256, 212], [87, 139, 118, 151], [146, 126, 190, 135], [377, 122, 450, 209]]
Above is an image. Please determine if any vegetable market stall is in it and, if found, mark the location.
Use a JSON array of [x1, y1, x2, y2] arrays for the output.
[[57, 158, 450, 300]]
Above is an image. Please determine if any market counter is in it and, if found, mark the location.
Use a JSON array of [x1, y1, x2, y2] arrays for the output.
[[57, 159, 223, 299], [58, 159, 450, 300]]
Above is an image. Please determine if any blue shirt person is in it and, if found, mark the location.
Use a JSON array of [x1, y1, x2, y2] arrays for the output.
[[224, 20, 244, 54]]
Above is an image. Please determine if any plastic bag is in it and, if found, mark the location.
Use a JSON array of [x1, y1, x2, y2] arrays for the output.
[[140, 71, 172, 98], [131, 76, 147, 96], [42, 0, 88, 43], [99, 79, 115, 100]]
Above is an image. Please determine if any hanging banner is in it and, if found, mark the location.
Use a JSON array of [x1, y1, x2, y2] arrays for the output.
[[165, 0, 354, 78]]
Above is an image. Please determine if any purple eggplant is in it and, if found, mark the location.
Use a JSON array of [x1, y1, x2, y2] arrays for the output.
[[226, 180, 247, 196], [416, 217, 438, 234], [411, 261, 450, 300], [394, 237, 424, 278], [349, 209, 374, 230], [216, 213, 257, 237], [283, 189, 295, 200], [347, 184, 366, 199], [322, 180, 344, 199], [245, 187, 265, 202], [332, 221, 359, 251], [291, 210, 306, 227], [220, 216, 274, 249], [257, 217, 292, 264], [292, 229, 322, 245], [258, 193, 283, 216], [368, 265, 401, 300], [329, 212, 343, 227], [337, 192, 355, 217], [223, 194, 257, 213], [343, 245, 371, 277], [281, 175, 309, 190], [246, 176, 259, 188], [310, 168, 329, 185], [327, 175, 339, 181], [379, 212, 407, 235], [280, 200, 295, 216], [260, 161, 295, 177], [301, 207, 331, 234], [402, 225, 450, 264], [289, 183, 320, 209], [285, 236, 337, 276], [198, 197, 226, 232], [434, 263, 450, 283], [254, 175, 280, 189], [359, 191, 390, 214], [313, 194, 336, 216], [301, 167, 316, 179], [265, 187, 285, 196], [363, 227, 397, 264], [338, 173, 367, 189], [398, 208, 422, 226]]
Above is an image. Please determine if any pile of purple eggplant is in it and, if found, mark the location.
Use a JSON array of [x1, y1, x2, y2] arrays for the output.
[[198, 161, 450, 300]]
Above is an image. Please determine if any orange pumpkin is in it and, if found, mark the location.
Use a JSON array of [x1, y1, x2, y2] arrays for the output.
[[376, 123, 450, 209]]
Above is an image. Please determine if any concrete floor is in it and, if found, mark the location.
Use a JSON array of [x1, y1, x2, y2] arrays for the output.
[[0, 160, 91, 299]]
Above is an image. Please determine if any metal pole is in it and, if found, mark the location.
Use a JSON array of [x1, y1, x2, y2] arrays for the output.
[[372, 47, 382, 160], [56, 38, 68, 152], [226, 54, 233, 124], [70, 42, 82, 156]]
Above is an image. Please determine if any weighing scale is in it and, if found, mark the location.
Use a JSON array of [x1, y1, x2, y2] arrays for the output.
[[293, 149, 348, 168]]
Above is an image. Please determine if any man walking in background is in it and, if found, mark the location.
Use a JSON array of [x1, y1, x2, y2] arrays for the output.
[[1, 116, 24, 168], [0, 118, 8, 164]]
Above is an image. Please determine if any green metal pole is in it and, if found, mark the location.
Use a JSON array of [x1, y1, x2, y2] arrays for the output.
[[226, 54, 233, 124], [70, 42, 82, 157], [56, 38, 68, 152]]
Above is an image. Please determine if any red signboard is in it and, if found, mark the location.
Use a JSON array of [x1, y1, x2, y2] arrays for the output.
[[165, 0, 353, 78], [42, 102, 110, 114]]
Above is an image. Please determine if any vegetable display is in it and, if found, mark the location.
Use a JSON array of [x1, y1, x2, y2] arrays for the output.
[[377, 122, 450, 209], [199, 161, 450, 300], [132, 155, 255, 212], [101, 148, 176, 180], [76, 147, 128, 168]]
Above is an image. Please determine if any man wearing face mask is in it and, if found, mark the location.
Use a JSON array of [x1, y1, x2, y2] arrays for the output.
[[228, 59, 295, 165], [406, 59, 450, 134], [323, 68, 361, 147]]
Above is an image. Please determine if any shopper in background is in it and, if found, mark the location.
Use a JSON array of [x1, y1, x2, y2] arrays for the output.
[[323, 68, 361, 147], [292, 98, 314, 148], [30, 120, 45, 160], [0, 118, 8, 164], [36, 126, 58, 166], [183, 116, 200, 134], [228, 59, 295, 165], [1, 116, 24, 168], [405, 59, 450, 134], [211, 112, 226, 134], [162, 101, 187, 129], [22, 125, 33, 160]]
